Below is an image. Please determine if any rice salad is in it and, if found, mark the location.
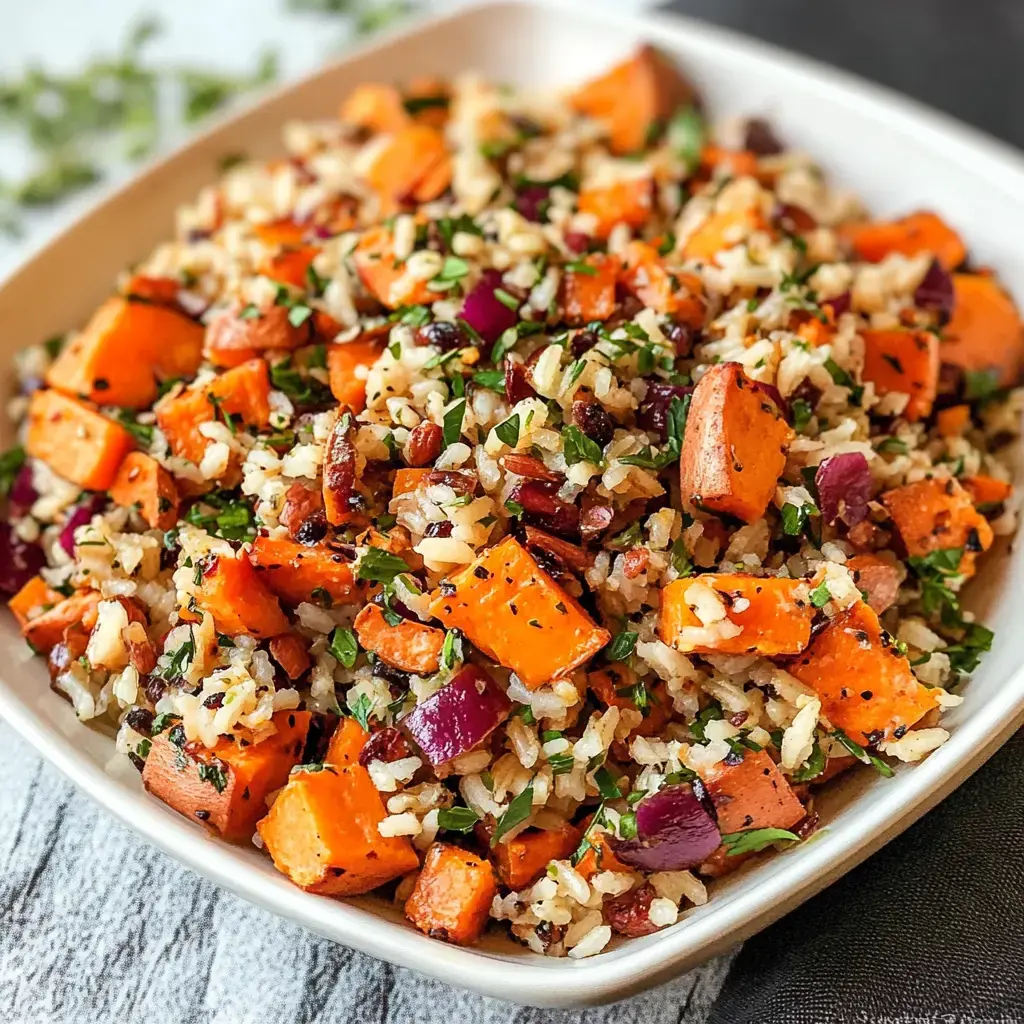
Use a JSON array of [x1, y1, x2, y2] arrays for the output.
[[4, 46, 1021, 956]]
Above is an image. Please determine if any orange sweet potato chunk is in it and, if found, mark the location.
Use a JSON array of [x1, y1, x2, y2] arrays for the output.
[[790, 601, 941, 745], [962, 475, 1012, 508], [405, 842, 497, 946], [881, 476, 993, 577], [366, 125, 450, 215], [492, 822, 581, 890], [143, 710, 311, 842], [340, 82, 410, 134], [683, 206, 767, 264], [193, 555, 289, 638], [429, 536, 611, 690], [701, 749, 805, 834], [392, 468, 431, 496], [249, 535, 362, 606], [26, 390, 133, 491], [354, 226, 434, 310], [570, 45, 696, 156], [156, 358, 272, 467], [659, 574, 813, 656], [936, 404, 970, 438], [941, 273, 1023, 388], [353, 603, 445, 675], [844, 211, 966, 271], [258, 755, 419, 895], [861, 329, 939, 421], [327, 336, 386, 412], [618, 241, 706, 325], [680, 362, 792, 523], [46, 297, 204, 408], [203, 306, 311, 368], [22, 590, 101, 654], [8, 576, 62, 630], [588, 664, 672, 738], [560, 254, 618, 324], [109, 452, 180, 531], [577, 178, 654, 239]]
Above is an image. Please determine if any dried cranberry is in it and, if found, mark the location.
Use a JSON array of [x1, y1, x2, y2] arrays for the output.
[[775, 202, 817, 234], [424, 521, 453, 538], [359, 726, 412, 766], [564, 231, 590, 254], [824, 291, 851, 318], [416, 321, 464, 351], [407, 421, 443, 467], [508, 480, 579, 538], [124, 707, 155, 735], [572, 394, 614, 448], [743, 117, 784, 156], [295, 512, 328, 546], [514, 185, 550, 223], [504, 359, 536, 405], [665, 322, 695, 357], [637, 381, 692, 438], [144, 675, 168, 706], [571, 329, 600, 359], [604, 884, 661, 937]]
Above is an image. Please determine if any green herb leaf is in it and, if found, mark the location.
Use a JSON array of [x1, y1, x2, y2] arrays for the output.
[[491, 783, 535, 846], [791, 398, 813, 432], [0, 446, 26, 497], [494, 414, 520, 447], [808, 580, 831, 608], [442, 398, 466, 449], [721, 827, 800, 856], [605, 630, 638, 663], [790, 741, 825, 782], [197, 762, 228, 793], [329, 627, 359, 668], [593, 766, 622, 801], [357, 547, 411, 585], [437, 805, 480, 833], [472, 370, 506, 392], [667, 105, 706, 173], [562, 424, 604, 467], [831, 728, 894, 778]]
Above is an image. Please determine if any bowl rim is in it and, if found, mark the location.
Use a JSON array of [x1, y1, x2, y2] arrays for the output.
[[2, 0, 1024, 1007]]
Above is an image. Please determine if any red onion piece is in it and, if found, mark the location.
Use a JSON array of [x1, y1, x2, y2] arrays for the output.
[[0, 524, 45, 596], [514, 186, 550, 224], [823, 291, 851, 318], [913, 260, 955, 324], [814, 452, 872, 527], [564, 231, 591, 254], [9, 465, 38, 518], [610, 784, 722, 872], [637, 382, 692, 438], [752, 381, 788, 419], [460, 269, 518, 344], [59, 495, 106, 557], [403, 664, 512, 766]]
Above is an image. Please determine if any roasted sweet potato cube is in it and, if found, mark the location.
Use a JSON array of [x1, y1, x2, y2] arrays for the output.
[[618, 241, 705, 325], [492, 822, 581, 890], [142, 710, 311, 842], [570, 45, 696, 155], [560, 254, 617, 324], [962, 475, 1012, 509], [23, 589, 101, 654], [701, 748, 805, 834], [109, 452, 180, 531], [249, 535, 363, 607], [577, 179, 654, 239], [156, 358, 271, 467], [881, 476, 993, 577], [942, 273, 1023, 389], [588, 664, 672, 738], [193, 555, 289, 638], [26, 391, 134, 491], [327, 336, 386, 412], [659, 574, 813, 656], [46, 297, 204, 408], [353, 603, 445, 675], [8, 576, 63, 630], [790, 601, 941, 745], [843, 211, 966, 270], [680, 362, 792, 523], [258, 758, 419, 895], [428, 536, 610, 689], [405, 843, 497, 946], [682, 206, 768, 264], [861, 329, 939, 421]]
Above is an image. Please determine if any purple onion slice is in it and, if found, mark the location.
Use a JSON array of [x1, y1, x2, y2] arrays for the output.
[[610, 784, 722, 872], [403, 664, 512, 767], [0, 524, 45, 596], [59, 495, 107, 557], [814, 452, 872, 527], [460, 269, 518, 344], [913, 260, 955, 324]]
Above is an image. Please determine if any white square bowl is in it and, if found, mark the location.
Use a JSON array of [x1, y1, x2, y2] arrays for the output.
[[1, 0, 1023, 1007]]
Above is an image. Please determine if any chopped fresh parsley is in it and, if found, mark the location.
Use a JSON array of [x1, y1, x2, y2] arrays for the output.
[[605, 630, 638, 663], [831, 728, 894, 778], [197, 762, 228, 793], [357, 547, 411, 585], [721, 827, 800, 856], [561, 424, 604, 468], [494, 414, 520, 447], [0, 446, 26, 497], [491, 782, 535, 846], [442, 399, 466, 449], [436, 805, 480, 833], [808, 580, 831, 608]]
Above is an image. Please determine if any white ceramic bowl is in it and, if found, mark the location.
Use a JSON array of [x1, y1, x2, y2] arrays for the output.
[[1, 0, 1023, 1007]]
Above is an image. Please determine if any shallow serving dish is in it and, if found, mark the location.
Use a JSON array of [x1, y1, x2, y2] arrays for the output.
[[1, 0, 1023, 1006]]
